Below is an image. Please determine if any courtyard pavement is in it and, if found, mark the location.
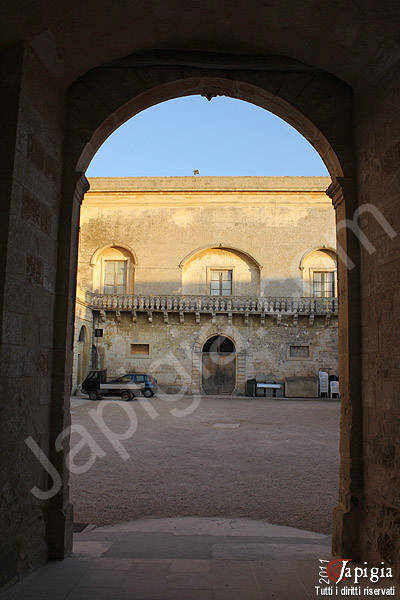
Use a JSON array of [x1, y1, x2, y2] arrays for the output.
[[0, 517, 333, 599], [2, 517, 397, 599], [3, 397, 397, 599], [69, 395, 340, 534]]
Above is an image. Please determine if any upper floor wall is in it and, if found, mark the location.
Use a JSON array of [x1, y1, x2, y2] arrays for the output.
[[181, 247, 261, 296], [77, 176, 336, 298]]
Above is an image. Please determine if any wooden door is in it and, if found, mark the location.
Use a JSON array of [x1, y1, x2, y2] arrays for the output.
[[202, 352, 236, 394]]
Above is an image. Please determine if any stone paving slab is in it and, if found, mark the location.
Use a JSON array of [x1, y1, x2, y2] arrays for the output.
[[211, 541, 331, 560], [90, 516, 328, 539], [99, 534, 303, 560], [1, 518, 397, 600]]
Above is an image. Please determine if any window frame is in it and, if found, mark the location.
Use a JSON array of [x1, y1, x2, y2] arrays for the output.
[[300, 249, 338, 298], [312, 269, 336, 298], [101, 258, 128, 295], [113, 374, 133, 383], [130, 343, 150, 357], [287, 343, 312, 361], [206, 266, 235, 296]]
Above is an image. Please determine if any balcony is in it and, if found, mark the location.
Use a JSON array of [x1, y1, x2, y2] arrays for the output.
[[90, 294, 338, 324]]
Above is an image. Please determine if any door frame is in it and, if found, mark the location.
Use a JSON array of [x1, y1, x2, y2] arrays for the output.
[[201, 334, 237, 394]]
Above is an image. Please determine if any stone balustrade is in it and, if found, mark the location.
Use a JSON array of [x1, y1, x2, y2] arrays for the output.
[[90, 294, 338, 316]]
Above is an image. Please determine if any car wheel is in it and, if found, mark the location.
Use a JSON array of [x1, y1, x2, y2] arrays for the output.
[[89, 391, 99, 401], [142, 389, 153, 398], [121, 391, 133, 402]]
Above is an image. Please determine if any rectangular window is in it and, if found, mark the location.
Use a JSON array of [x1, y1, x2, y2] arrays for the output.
[[290, 345, 310, 358], [313, 271, 335, 297], [94, 329, 103, 337], [103, 260, 127, 295], [130, 343, 150, 356], [209, 269, 233, 296]]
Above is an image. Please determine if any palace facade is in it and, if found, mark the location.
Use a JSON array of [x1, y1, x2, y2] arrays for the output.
[[73, 176, 338, 396]]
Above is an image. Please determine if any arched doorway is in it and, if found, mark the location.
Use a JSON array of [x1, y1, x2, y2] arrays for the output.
[[202, 335, 236, 394]]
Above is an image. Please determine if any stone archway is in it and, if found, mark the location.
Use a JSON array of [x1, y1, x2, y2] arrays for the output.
[[2, 0, 400, 582], [192, 326, 249, 396], [52, 51, 361, 561]]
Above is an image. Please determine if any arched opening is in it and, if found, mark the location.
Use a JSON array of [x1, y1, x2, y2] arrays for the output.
[[2, 2, 400, 589], [300, 248, 338, 297], [181, 246, 261, 296], [90, 244, 136, 294], [202, 335, 236, 394], [72, 74, 346, 179], [55, 55, 360, 565]]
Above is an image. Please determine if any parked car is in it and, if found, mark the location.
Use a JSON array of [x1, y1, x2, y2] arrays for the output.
[[81, 370, 157, 401]]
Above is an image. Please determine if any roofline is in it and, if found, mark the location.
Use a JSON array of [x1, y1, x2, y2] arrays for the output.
[[86, 175, 332, 193]]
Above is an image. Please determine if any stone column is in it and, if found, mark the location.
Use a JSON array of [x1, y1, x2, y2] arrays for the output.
[[47, 172, 89, 559], [327, 177, 363, 560]]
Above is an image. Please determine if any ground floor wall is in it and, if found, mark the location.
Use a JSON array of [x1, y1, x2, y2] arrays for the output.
[[88, 311, 338, 395], [72, 298, 94, 392]]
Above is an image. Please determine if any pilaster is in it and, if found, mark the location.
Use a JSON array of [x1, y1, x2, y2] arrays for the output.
[[327, 176, 363, 560]]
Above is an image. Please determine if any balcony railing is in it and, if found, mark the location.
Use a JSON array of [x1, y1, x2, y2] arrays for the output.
[[90, 294, 338, 316]]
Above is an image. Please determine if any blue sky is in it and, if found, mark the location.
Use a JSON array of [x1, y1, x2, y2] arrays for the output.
[[87, 96, 328, 177]]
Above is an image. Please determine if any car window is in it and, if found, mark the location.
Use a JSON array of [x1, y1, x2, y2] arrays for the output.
[[113, 375, 132, 383], [135, 374, 145, 383]]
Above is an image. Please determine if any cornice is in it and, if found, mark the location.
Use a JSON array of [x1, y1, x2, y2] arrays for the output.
[[326, 178, 344, 210]]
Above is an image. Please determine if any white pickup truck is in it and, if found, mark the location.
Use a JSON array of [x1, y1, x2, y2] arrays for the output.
[[81, 370, 157, 401]]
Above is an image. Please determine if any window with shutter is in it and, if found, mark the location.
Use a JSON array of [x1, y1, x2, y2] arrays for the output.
[[103, 260, 127, 294]]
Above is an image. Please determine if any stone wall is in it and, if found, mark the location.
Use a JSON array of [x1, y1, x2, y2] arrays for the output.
[[73, 177, 338, 394], [93, 312, 338, 395], [71, 293, 93, 391], [355, 67, 400, 567], [0, 44, 71, 585], [78, 176, 335, 299]]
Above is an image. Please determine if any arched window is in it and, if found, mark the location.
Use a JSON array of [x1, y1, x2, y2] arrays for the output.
[[91, 245, 135, 295], [301, 248, 337, 297], [180, 246, 261, 296], [78, 325, 86, 342]]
